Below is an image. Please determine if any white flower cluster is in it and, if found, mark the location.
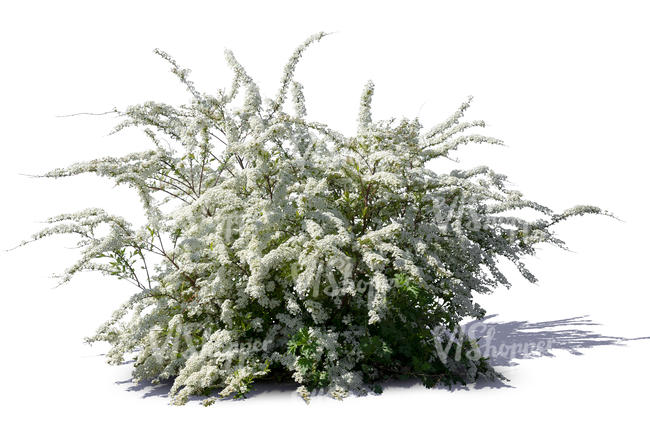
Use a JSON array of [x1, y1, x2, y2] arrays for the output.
[[20, 33, 611, 404]]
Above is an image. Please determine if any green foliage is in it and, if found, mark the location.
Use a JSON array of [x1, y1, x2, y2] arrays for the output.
[[288, 328, 331, 391]]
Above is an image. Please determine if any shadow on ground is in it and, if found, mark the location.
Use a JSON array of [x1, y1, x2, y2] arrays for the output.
[[465, 314, 649, 367], [115, 315, 649, 399]]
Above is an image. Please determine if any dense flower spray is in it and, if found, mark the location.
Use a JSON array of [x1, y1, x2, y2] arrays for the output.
[[19, 32, 611, 404]]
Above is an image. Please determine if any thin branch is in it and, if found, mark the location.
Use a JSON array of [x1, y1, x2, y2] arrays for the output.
[[56, 109, 118, 118]]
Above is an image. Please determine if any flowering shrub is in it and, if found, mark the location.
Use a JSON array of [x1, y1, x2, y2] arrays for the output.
[[20, 33, 609, 404]]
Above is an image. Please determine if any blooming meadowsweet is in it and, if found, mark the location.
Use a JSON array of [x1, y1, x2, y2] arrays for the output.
[[18, 33, 612, 404]]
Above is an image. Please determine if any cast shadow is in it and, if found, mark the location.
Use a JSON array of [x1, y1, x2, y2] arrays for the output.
[[114, 315, 649, 399], [382, 314, 649, 393], [465, 314, 649, 367]]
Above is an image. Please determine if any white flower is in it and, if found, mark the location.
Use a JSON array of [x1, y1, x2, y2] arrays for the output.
[[21, 32, 608, 405]]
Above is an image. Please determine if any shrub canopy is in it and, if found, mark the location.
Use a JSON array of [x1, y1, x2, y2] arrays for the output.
[[21, 33, 608, 404]]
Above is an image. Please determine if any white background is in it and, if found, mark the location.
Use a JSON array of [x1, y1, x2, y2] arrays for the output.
[[1, 1, 649, 438]]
